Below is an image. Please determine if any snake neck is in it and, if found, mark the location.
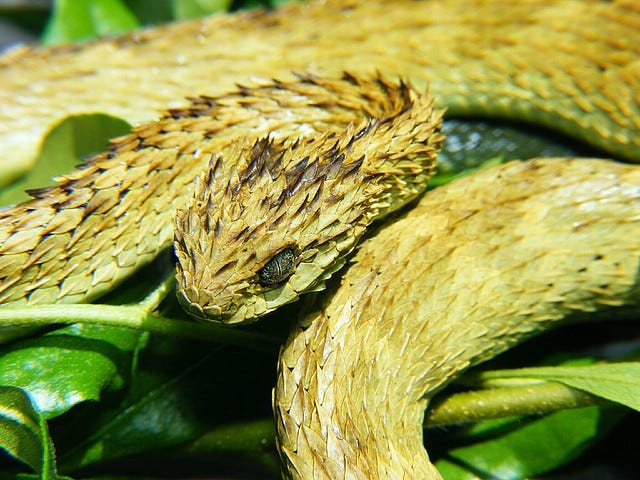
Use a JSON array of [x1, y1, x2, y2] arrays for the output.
[[275, 158, 640, 479], [0, 75, 442, 311]]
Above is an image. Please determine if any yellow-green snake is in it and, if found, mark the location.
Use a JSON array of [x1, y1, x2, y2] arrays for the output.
[[0, 0, 639, 478]]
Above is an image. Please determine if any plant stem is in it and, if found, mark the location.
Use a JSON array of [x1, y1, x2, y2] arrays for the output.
[[183, 418, 276, 453], [0, 304, 280, 352], [171, 382, 608, 455], [424, 381, 606, 428], [139, 273, 176, 311]]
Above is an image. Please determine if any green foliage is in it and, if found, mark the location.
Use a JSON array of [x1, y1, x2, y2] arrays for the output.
[[0, 386, 56, 479], [478, 362, 640, 412], [37, 0, 303, 46], [0, 114, 130, 203], [42, 0, 140, 44], [0, 324, 144, 419], [56, 337, 279, 473], [0, 1, 637, 479], [171, 0, 233, 19], [432, 356, 640, 479], [436, 407, 624, 480]]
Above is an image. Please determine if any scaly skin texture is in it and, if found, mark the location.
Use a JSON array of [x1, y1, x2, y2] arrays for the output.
[[275, 158, 640, 479], [174, 76, 443, 324], [0, 75, 443, 314], [0, 0, 639, 478], [0, 0, 639, 182]]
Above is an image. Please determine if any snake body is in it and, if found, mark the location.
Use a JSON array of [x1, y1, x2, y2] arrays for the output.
[[275, 158, 640, 479], [0, 0, 639, 478], [0, 75, 443, 320], [1, 0, 639, 180]]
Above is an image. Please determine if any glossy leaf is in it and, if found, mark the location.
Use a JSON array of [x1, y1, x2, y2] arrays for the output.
[[56, 336, 279, 473], [0, 324, 145, 419], [436, 406, 624, 480]]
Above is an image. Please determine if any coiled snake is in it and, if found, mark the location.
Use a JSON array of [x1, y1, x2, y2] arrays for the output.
[[0, 1, 639, 478]]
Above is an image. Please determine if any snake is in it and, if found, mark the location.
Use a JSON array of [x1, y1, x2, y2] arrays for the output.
[[0, 0, 639, 479]]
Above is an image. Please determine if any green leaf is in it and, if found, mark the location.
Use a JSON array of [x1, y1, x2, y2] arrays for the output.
[[0, 386, 57, 479], [0, 113, 131, 204], [57, 336, 277, 472], [42, 0, 139, 44], [123, 0, 174, 24], [0, 324, 145, 419], [172, 0, 233, 20], [479, 362, 640, 412], [436, 406, 624, 480]]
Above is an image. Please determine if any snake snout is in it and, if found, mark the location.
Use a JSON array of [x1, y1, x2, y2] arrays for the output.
[[176, 285, 244, 324]]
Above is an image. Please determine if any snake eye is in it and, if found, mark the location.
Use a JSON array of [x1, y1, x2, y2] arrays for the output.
[[258, 247, 296, 286]]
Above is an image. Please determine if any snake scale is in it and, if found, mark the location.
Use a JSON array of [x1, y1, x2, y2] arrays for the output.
[[0, 0, 639, 479]]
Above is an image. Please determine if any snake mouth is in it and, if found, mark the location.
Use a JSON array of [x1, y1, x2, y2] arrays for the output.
[[176, 287, 241, 324]]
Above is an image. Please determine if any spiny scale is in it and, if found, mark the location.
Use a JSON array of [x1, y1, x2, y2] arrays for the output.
[[275, 158, 640, 479], [1, 0, 638, 172], [0, 74, 443, 322], [175, 77, 443, 323]]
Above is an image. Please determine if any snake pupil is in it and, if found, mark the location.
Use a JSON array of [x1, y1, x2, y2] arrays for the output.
[[258, 247, 297, 285]]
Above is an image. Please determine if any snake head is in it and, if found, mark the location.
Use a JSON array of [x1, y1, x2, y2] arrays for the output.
[[174, 135, 373, 324], [174, 75, 443, 325]]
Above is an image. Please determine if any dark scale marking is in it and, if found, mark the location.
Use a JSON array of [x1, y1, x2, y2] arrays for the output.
[[271, 187, 288, 210], [234, 225, 250, 241], [268, 151, 286, 181], [285, 165, 307, 197], [224, 179, 235, 198], [205, 193, 216, 214], [27, 187, 52, 199], [293, 155, 310, 172], [118, 188, 130, 202], [75, 161, 94, 170], [353, 124, 371, 141], [242, 138, 280, 185], [291, 193, 313, 218], [301, 158, 320, 182], [288, 161, 316, 198], [306, 182, 324, 210], [258, 247, 297, 286]]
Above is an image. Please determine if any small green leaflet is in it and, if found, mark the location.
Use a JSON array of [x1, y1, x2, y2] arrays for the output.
[[172, 0, 233, 19], [0, 386, 57, 479]]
